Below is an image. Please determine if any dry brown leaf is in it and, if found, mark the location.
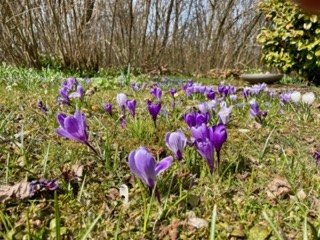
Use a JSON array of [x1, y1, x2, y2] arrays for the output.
[[249, 122, 262, 129], [186, 211, 209, 229], [158, 220, 181, 240], [266, 176, 292, 202], [0, 179, 39, 203], [304, 137, 315, 144], [71, 164, 84, 182], [285, 147, 294, 157], [236, 172, 251, 180]]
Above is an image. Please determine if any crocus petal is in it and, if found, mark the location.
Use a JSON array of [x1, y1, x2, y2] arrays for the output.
[[191, 123, 209, 141], [117, 93, 127, 110], [165, 131, 186, 160], [55, 129, 84, 143], [128, 150, 145, 182], [130, 147, 157, 188], [57, 113, 67, 128], [302, 92, 315, 105], [209, 124, 227, 153], [64, 117, 86, 143], [196, 139, 214, 173], [155, 156, 173, 175], [74, 111, 87, 137]]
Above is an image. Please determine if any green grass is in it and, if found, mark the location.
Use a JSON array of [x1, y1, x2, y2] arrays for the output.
[[0, 65, 320, 239]]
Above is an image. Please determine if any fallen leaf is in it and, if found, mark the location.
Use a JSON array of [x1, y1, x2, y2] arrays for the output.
[[236, 172, 251, 180], [249, 122, 262, 129], [304, 137, 315, 144], [266, 176, 292, 202], [285, 147, 294, 157], [71, 164, 84, 182], [296, 189, 306, 200], [186, 211, 209, 229], [0, 179, 41, 203], [158, 220, 181, 240]]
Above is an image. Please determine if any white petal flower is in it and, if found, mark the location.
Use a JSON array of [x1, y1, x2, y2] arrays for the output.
[[290, 91, 301, 103], [116, 93, 127, 109], [302, 92, 315, 105]]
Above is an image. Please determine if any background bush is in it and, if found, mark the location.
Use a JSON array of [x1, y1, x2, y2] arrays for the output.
[[257, 0, 320, 84]]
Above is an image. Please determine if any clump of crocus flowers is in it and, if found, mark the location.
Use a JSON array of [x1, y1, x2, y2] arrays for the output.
[[190, 123, 228, 173]]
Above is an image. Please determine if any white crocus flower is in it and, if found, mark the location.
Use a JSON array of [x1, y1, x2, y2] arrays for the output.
[[290, 91, 301, 103], [302, 92, 315, 105], [116, 93, 127, 110]]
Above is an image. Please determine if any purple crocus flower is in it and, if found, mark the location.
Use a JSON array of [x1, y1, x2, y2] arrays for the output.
[[58, 87, 70, 105], [165, 130, 187, 161], [279, 92, 291, 106], [147, 100, 161, 127], [208, 100, 218, 111], [169, 89, 177, 98], [121, 118, 127, 128], [218, 82, 225, 95], [69, 85, 84, 99], [251, 83, 267, 95], [184, 113, 197, 127], [150, 87, 162, 101], [207, 90, 216, 100], [195, 138, 215, 174], [55, 111, 98, 154], [193, 85, 207, 94], [55, 111, 89, 145], [249, 99, 267, 123], [209, 124, 227, 165], [126, 99, 137, 117], [196, 112, 210, 126], [184, 112, 210, 128], [104, 103, 113, 116], [313, 149, 320, 165], [62, 78, 78, 90], [198, 102, 208, 114], [230, 94, 237, 102], [191, 123, 209, 141], [30, 178, 60, 193], [37, 100, 48, 114], [129, 147, 173, 202], [217, 102, 233, 124], [242, 87, 251, 99], [131, 82, 139, 91], [117, 93, 127, 111]]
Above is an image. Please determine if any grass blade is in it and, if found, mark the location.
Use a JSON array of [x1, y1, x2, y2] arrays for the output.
[[54, 191, 61, 240], [209, 205, 217, 240], [81, 212, 103, 240], [262, 211, 284, 240], [260, 126, 276, 159]]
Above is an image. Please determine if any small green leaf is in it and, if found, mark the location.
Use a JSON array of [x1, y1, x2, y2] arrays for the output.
[[310, 15, 318, 23], [303, 22, 312, 30]]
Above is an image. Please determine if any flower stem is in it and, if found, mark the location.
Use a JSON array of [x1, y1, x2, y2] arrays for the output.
[[86, 142, 102, 161]]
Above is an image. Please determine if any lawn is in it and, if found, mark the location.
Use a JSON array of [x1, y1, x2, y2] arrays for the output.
[[0, 65, 319, 239]]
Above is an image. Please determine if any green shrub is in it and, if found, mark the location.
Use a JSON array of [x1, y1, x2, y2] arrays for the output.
[[257, 0, 320, 84]]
